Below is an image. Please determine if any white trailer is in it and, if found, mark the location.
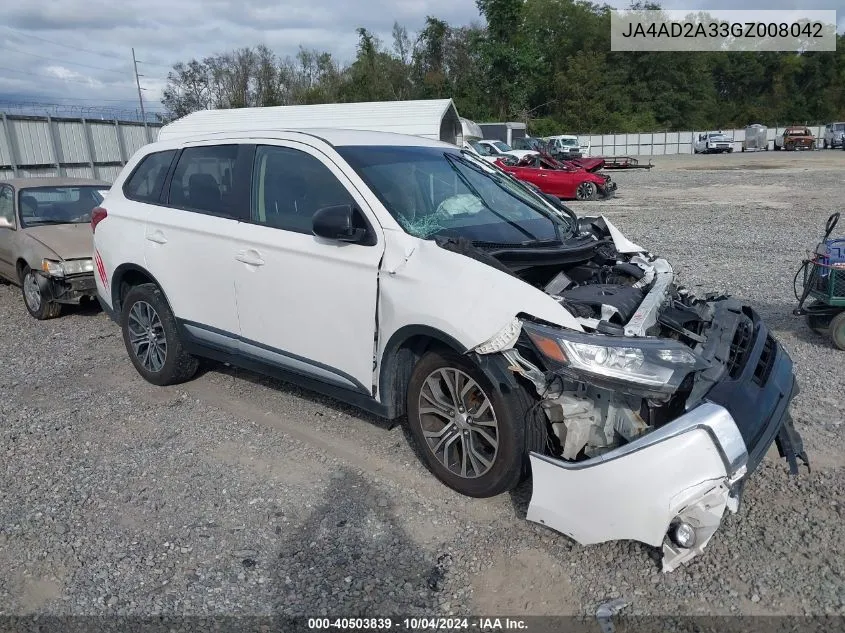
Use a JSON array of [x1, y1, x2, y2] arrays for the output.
[[158, 99, 464, 145]]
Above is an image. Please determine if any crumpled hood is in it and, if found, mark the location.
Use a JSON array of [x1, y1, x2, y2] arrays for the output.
[[24, 223, 93, 260]]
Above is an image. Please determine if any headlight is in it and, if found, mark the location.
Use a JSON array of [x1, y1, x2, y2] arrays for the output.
[[41, 258, 94, 277], [523, 321, 708, 393]]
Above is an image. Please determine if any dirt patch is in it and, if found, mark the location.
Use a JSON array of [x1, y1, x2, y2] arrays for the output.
[[472, 548, 579, 615]]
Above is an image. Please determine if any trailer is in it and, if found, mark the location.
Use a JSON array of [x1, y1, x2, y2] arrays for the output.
[[478, 122, 528, 147], [158, 99, 464, 145], [599, 156, 655, 170]]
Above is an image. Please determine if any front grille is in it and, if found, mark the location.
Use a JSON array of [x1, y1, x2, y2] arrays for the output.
[[727, 318, 754, 378], [753, 335, 776, 386]]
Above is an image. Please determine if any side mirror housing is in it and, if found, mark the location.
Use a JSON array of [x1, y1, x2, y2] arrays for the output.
[[312, 204, 372, 245]]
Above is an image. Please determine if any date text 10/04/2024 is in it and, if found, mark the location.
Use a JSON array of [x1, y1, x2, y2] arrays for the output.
[[307, 617, 529, 630]]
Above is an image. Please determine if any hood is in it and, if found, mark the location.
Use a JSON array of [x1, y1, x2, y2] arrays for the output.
[[24, 223, 94, 260]]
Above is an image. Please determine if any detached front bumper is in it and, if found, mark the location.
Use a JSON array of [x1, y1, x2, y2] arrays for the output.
[[599, 179, 617, 199], [42, 272, 97, 304], [526, 304, 805, 571]]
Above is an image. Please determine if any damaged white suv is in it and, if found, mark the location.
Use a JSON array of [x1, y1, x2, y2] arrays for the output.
[[92, 129, 807, 572]]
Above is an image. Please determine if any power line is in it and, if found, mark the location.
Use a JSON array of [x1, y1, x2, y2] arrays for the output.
[[0, 25, 174, 69], [0, 44, 129, 74]]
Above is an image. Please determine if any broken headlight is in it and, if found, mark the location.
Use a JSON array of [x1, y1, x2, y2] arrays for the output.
[[522, 321, 708, 394], [41, 258, 94, 277]]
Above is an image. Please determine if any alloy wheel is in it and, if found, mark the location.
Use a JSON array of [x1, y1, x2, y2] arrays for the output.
[[127, 300, 168, 372], [417, 368, 499, 479]]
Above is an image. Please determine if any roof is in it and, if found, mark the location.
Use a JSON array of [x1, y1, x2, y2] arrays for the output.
[[478, 122, 527, 129], [0, 177, 111, 189], [158, 99, 462, 143], [150, 128, 455, 149]]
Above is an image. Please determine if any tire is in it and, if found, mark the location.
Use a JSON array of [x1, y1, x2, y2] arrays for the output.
[[21, 266, 61, 320], [830, 312, 845, 351], [728, 148, 734, 153], [774, 143, 780, 151], [405, 350, 544, 498], [120, 283, 198, 386], [806, 305, 833, 334], [824, 140, 829, 149], [575, 181, 597, 201]]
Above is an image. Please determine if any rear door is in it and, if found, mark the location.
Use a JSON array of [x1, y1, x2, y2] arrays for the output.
[[231, 141, 384, 394], [143, 143, 249, 346]]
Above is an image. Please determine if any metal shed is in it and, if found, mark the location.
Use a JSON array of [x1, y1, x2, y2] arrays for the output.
[[158, 99, 463, 145]]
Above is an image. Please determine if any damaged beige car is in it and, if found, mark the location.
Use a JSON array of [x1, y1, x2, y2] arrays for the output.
[[0, 178, 109, 319]]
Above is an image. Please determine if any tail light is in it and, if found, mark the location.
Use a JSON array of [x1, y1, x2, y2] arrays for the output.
[[91, 207, 108, 233]]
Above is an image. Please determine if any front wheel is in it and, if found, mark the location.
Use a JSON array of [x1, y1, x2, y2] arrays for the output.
[[575, 181, 597, 201], [120, 283, 198, 386], [406, 350, 541, 498], [21, 266, 61, 320]]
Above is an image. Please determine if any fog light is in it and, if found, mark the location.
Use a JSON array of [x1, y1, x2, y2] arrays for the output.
[[669, 521, 697, 549]]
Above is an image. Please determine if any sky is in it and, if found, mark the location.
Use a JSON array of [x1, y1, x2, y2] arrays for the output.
[[0, 0, 839, 117]]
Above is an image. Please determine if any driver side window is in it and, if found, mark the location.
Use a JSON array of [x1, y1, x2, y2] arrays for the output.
[[250, 145, 355, 234], [0, 186, 14, 227]]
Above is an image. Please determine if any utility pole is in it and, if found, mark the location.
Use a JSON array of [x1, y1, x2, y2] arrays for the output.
[[132, 48, 146, 122]]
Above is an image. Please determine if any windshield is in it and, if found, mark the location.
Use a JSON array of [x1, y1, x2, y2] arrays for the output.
[[492, 141, 512, 152], [470, 140, 492, 156], [558, 138, 578, 147], [337, 146, 567, 244], [19, 186, 104, 228]]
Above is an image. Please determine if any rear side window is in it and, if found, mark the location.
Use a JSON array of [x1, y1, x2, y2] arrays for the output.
[[0, 185, 14, 226], [124, 150, 176, 203], [168, 145, 239, 217]]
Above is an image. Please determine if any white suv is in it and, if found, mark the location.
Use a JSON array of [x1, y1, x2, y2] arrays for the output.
[[93, 127, 804, 571]]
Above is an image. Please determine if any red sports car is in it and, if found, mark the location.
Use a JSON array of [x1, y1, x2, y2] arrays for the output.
[[495, 154, 616, 201]]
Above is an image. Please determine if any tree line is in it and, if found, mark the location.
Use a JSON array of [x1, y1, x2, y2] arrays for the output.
[[161, 0, 845, 135]]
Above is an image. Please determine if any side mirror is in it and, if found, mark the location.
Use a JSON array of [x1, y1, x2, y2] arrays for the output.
[[312, 204, 370, 244]]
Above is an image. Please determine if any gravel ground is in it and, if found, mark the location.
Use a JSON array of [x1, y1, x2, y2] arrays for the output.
[[1, 151, 843, 622]]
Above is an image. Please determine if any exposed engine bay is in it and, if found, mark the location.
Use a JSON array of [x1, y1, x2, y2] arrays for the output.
[[454, 215, 747, 464]]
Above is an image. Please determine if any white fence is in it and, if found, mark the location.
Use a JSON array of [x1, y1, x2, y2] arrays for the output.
[[0, 113, 163, 182], [580, 125, 826, 157]]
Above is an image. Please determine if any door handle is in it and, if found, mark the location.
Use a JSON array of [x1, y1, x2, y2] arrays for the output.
[[235, 249, 265, 266], [146, 230, 167, 245]]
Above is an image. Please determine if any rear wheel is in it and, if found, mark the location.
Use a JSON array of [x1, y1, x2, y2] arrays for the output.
[[120, 283, 198, 386], [807, 305, 833, 334], [21, 266, 61, 320], [575, 181, 597, 201], [406, 350, 543, 498], [830, 312, 845, 351]]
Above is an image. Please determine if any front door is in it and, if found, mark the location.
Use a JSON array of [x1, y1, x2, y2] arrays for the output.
[[0, 185, 17, 281], [232, 142, 384, 394]]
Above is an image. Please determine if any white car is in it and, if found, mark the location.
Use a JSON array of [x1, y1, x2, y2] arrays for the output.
[[472, 139, 537, 162], [694, 132, 735, 154], [92, 127, 805, 572]]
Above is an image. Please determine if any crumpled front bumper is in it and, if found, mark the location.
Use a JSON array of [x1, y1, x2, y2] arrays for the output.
[[525, 306, 805, 571], [39, 272, 98, 305]]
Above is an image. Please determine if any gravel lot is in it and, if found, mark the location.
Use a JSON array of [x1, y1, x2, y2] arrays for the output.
[[1, 150, 843, 622]]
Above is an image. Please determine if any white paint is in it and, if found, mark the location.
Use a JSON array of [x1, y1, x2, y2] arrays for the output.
[[526, 428, 728, 548], [601, 216, 645, 254], [157, 100, 461, 144]]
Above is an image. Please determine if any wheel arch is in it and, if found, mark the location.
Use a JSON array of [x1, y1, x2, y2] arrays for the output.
[[377, 325, 469, 419], [110, 263, 174, 316]]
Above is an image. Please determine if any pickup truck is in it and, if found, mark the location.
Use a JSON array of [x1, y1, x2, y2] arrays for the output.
[[774, 127, 816, 151]]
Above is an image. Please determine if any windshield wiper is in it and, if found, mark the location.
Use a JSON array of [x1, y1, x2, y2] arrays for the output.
[[25, 219, 76, 225]]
